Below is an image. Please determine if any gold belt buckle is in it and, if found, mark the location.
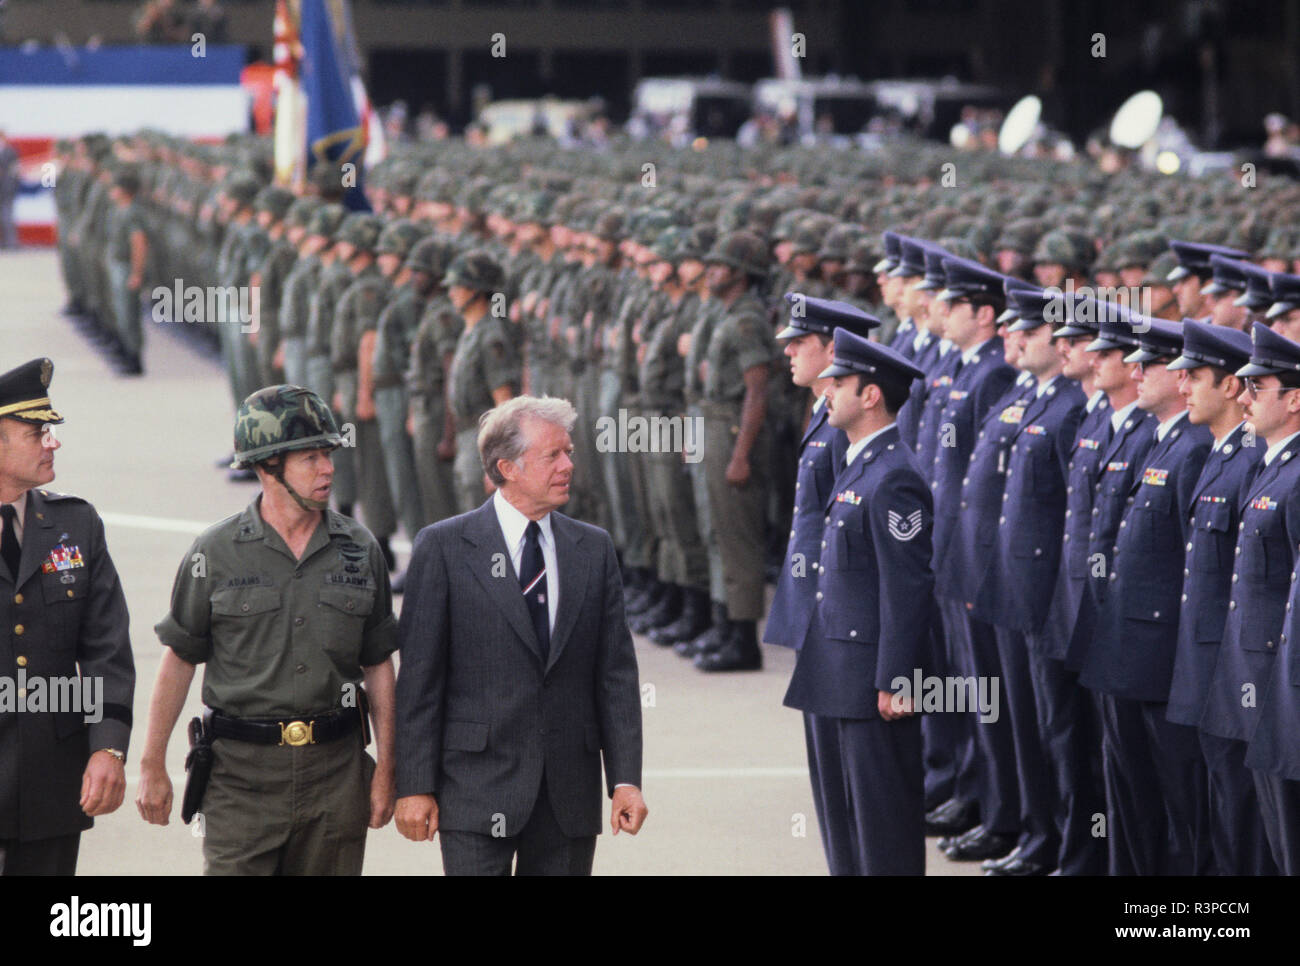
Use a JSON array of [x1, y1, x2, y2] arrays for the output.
[[279, 720, 314, 746]]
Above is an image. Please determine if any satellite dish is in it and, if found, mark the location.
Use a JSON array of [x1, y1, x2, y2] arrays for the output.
[[1110, 90, 1163, 149], [998, 95, 1041, 155]]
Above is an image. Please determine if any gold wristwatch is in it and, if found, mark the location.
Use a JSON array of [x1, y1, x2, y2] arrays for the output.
[[98, 748, 126, 763]]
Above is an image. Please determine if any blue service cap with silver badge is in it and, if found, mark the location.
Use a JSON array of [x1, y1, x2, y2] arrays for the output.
[[1265, 271, 1300, 320], [1237, 320, 1300, 378], [915, 243, 951, 292], [819, 327, 925, 383], [777, 292, 881, 341], [1085, 301, 1146, 352], [1201, 254, 1250, 296], [1051, 294, 1106, 338], [1123, 317, 1186, 364], [1007, 286, 1070, 332], [936, 256, 1007, 302], [888, 236, 928, 278], [1234, 261, 1275, 310], [1166, 240, 1250, 282], [873, 230, 902, 275], [998, 277, 1042, 324], [1167, 318, 1253, 372]]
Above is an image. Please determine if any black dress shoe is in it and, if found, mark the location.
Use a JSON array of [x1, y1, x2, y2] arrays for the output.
[[925, 798, 980, 836], [945, 828, 1016, 862], [981, 844, 1023, 872], [984, 856, 1050, 876], [939, 823, 990, 854]]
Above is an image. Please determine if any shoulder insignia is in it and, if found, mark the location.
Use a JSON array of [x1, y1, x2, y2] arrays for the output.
[[887, 509, 924, 542]]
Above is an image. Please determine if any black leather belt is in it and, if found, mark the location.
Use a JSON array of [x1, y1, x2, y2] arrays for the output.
[[209, 706, 362, 747]]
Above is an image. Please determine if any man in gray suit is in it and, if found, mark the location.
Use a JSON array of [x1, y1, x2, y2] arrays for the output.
[[394, 396, 646, 875]]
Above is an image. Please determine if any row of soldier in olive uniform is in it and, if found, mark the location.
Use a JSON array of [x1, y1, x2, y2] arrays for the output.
[[771, 227, 1300, 875]]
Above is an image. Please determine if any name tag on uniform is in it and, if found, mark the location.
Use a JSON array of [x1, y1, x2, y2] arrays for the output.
[[999, 405, 1026, 424], [836, 489, 863, 506], [1022, 424, 1046, 435], [1252, 496, 1278, 511], [1141, 468, 1169, 486], [1106, 461, 1129, 472], [41, 543, 84, 574], [1078, 438, 1101, 450]]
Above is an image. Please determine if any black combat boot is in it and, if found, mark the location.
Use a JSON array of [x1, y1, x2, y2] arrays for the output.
[[629, 583, 681, 634], [674, 601, 727, 658], [649, 587, 710, 645], [695, 618, 762, 672], [625, 576, 665, 617]]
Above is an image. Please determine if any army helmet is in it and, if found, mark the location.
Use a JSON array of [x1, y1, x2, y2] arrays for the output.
[[337, 212, 385, 252], [232, 384, 343, 470], [307, 202, 347, 239], [254, 185, 296, 221], [1033, 227, 1093, 273], [405, 235, 456, 278], [286, 196, 322, 229], [704, 229, 769, 279], [443, 249, 505, 294], [376, 218, 426, 259]]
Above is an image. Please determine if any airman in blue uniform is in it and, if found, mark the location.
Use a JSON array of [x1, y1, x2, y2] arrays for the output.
[[768, 294, 878, 875], [926, 257, 1018, 862], [783, 329, 933, 875], [1237, 325, 1300, 878], [1197, 322, 1300, 876], [1083, 319, 1213, 875], [1163, 320, 1261, 874], [982, 287, 1086, 876], [1165, 239, 1250, 320]]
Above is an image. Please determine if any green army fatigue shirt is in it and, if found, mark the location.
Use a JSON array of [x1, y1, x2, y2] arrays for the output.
[[154, 497, 398, 720], [448, 313, 521, 429], [406, 295, 462, 408], [373, 281, 424, 392], [703, 290, 773, 405], [279, 252, 323, 342], [105, 200, 147, 267], [639, 291, 697, 413]]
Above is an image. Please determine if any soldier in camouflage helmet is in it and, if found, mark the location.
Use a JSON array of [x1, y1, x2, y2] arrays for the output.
[[247, 186, 301, 385], [444, 249, 521, 513], [104, 165, 150, 375], [1032, 228, 1093, 289], [278, 203, 345, 388], [690, 229, 774, 671], [141, 383, 398, 875]]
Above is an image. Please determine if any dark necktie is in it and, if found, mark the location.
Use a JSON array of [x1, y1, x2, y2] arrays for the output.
[[520, 520, 550, 660], [1, 505, 20, 580]]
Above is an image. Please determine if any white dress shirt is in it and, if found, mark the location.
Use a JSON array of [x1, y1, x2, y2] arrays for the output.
[[493, 489, 558, 633], [1155, 409, 1188, 442], [1110, 400, 1139, 434], [844, 421, 897, 469]]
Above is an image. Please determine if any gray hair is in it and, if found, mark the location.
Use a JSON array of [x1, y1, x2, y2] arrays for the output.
[[478, 396, 578, 486]]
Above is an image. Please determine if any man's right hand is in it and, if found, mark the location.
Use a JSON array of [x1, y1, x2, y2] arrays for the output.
[[395, 794, 439, 841], [135, 762, 173, 826]]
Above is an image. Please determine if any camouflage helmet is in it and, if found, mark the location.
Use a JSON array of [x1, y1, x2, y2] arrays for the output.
[[518, 190, 557, 225], [818, 223, 866, 262], [1032, 228, 1092, 272], [376, 218, 425, 258], [650, 225, 689, 263], [844, 237, 878, 275], [337, 212, 384, 252], [286, 196, 322, 229], [681, 223, 718, 262], [254, 185, 296, 221], [307, 202, 347, 239], [442, 249, 505, 294], [994, 217, 1042, 255], [223, 172, 261, 208], [704, 229, 769, 279], [790, 214, 836, 255], [772, 207, 814, 243], [232, 384, 342, 470], [592, 207, 626, 242], [635, 209, 677, 247], [405, 235, 456, 278]]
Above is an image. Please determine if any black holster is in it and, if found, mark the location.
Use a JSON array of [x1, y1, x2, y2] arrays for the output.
[[181, 711, 214, 824]]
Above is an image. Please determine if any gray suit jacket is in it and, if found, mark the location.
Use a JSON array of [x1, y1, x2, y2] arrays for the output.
[[395, 500, 642, 838]]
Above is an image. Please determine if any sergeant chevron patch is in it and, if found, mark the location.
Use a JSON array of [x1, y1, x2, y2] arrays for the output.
[[888, 509, 923, 541]]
